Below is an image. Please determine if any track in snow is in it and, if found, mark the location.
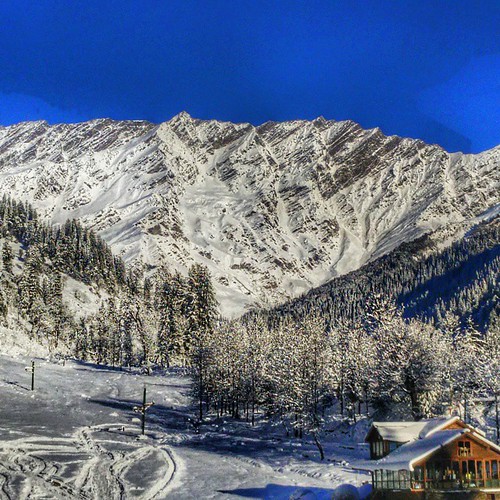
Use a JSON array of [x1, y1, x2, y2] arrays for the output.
[[0, 353, 369, 499], [0, 423, 176, 499]]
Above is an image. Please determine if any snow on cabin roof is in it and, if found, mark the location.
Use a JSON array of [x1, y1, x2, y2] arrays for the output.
[[366, 417, 460, 443], [360, 428, 500, 472], [367, 429, 466, 471]]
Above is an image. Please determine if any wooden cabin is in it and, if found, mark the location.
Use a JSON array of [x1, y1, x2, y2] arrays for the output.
[[363, 418, 500, 499]]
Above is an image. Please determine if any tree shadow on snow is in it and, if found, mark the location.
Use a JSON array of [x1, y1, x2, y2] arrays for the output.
[[88, 396, 195, 433], [218, 483, 335, 499], [87, 396, 354, 475], [71, 359, 129, 374], [5, 380, 30, 391]]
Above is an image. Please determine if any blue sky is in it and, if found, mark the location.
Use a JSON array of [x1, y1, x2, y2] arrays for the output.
[[0, 1, 498, 153]]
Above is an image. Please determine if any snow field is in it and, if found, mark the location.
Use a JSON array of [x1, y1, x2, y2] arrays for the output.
[[0, 352, 371, 499]]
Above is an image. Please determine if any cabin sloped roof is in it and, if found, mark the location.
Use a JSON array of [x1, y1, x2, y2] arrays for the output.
[[364, 429, 466, 471], [366, 417, 460, 443], [361, 428, 500, 472]]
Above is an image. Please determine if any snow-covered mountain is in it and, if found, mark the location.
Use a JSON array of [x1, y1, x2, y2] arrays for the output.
[[0, 113, 498, 315]]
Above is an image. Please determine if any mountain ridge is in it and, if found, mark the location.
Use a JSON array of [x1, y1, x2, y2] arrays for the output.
[[4, 112, 500, 156], [0, 113, 498, 315]]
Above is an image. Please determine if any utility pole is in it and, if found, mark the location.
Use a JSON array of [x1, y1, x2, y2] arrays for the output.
[[25, 361, 35, 391], [133, 386, 154, 435]]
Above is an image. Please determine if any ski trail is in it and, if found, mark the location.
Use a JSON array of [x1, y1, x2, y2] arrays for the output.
[[0, 449, 86, 499], [74, 423, 178, 499], [76, 427, 125, 499], [145, 446, 177, 500], [0, 471, 11, 500], [0, 422, 180, 499]]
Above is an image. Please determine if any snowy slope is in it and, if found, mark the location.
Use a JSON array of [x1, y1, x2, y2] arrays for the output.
[[0, 352, 370, 499], [0, 114, 498, 315]]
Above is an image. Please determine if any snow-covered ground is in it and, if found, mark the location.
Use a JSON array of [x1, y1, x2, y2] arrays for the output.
[[0, 351, 371, 499]]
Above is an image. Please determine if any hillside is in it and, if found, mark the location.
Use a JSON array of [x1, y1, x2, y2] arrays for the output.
[[264, 211, 500, 331], [0, 196, 220, 369], [0, 114, 498, 315], [0, 196, 128, 353]]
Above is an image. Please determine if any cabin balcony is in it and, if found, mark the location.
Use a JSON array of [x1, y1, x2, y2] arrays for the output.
[[412, 478, 500, 490], [373, 469, 500, 492]]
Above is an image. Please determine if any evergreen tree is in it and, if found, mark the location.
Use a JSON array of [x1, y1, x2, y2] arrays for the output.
[[479, 312, 500, 443], [2, 242, 13, 273], [186, 264, 218, 420], [74, 317, 90, 360]]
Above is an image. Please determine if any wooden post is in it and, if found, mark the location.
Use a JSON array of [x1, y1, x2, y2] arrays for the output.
[[141, 386, 146, 435], [25, 361, 35, 391], [133, 385, 154, 435]]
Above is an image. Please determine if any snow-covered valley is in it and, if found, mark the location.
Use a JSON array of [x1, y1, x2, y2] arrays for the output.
[[0, 349, 370, 499], [0, 115, 498, 500]]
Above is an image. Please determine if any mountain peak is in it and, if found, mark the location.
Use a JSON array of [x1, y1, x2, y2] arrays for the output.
[[170, 111, 193, 122]]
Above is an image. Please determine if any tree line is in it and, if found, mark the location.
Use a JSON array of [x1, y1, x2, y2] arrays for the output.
[[192, 297, 500, 458]]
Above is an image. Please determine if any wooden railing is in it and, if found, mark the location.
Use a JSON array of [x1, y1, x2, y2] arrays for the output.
[[411, 478, 500, 490]]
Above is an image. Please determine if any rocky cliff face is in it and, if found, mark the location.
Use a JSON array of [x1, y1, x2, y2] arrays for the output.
[[0, 113, 498, 315]]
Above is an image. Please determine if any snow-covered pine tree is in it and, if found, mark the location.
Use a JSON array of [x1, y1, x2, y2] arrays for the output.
[[118, 297, 134, 367], [452, 321, 484, 423], [17, 245, 44, 333], [400, 319, 447, 419], [241, 317, 269, 425], [297, 315, 332, 460], [186, 263, 218, 420], [479, 312, 500, 443], [154, 268, 182, 367], [338, 321, 376, 418], [2, 241, 13, 274], [74, 317, 91, 361], [105, 298, 121, 366], [366, 296, 448, 419]]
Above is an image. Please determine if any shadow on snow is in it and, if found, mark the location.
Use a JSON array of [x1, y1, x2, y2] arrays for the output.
[[218, 483, 336, 499]]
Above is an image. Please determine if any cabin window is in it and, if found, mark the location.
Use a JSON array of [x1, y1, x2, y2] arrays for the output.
[[377, 441, 383, 456], [492, 460, 498, 480], [372, 440, 384, 458], [414, 466, 423, 481], [458, 441, 471, 457], [477, 461, 484, 480], [468, 460, 476, 481], [426, 461, 441, 480], [412, 466, 424, 490], [462, 461, 468, 477], [386, 470, 396, 488], [486, 461, 491, 479], [399, 469, 411, 489]]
